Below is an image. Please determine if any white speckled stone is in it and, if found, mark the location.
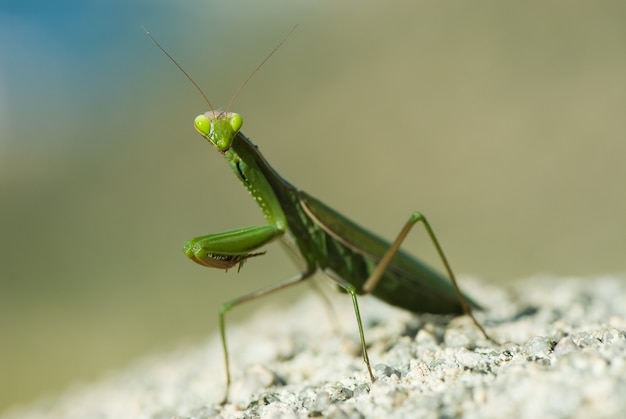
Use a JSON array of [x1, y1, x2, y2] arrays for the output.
[[2, 276, 626, 419]]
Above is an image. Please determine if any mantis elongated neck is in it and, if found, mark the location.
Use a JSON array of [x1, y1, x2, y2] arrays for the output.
[[224, 131, 295, 231], [194, 111, 296, 233]]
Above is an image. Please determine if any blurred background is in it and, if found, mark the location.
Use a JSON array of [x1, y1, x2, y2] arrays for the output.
[[1, 0, 625, 413]]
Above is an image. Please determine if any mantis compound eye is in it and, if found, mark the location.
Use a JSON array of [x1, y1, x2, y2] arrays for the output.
[[194, 114, 211, 136], [228, 113, 243, 133]]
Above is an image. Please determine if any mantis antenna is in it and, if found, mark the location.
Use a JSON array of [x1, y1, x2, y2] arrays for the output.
[[143, 25, 298, 114]]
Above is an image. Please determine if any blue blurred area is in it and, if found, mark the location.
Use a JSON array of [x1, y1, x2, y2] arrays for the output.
[[1, 1, 184, 154]]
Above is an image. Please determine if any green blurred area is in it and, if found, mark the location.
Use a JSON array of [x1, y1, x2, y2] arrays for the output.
[[1, 0, 625, 413]]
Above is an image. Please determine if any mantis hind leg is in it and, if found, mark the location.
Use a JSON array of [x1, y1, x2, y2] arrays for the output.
[[362, 212, 491, 341], [218, 269, 315, 404]]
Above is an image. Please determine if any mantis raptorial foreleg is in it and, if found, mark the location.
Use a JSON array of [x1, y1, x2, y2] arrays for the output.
[[184, 225, 281, 270]]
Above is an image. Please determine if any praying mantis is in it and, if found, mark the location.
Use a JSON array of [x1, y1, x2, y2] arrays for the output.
[[147, 28, 490, 404]]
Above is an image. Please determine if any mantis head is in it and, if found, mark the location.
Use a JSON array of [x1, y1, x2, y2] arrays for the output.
[[145, 25, 294, 155], [194, 111, 243, 152], [145, 26, 293, 153]]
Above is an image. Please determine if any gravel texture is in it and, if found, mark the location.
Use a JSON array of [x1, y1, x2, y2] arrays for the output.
[[3, 275, 626, 419]]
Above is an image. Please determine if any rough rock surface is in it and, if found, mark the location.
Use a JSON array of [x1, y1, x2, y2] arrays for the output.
[[3, 275, 625, 419]]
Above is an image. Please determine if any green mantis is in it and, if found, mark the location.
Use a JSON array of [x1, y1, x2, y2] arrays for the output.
[[148, 29, 490, 404]]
